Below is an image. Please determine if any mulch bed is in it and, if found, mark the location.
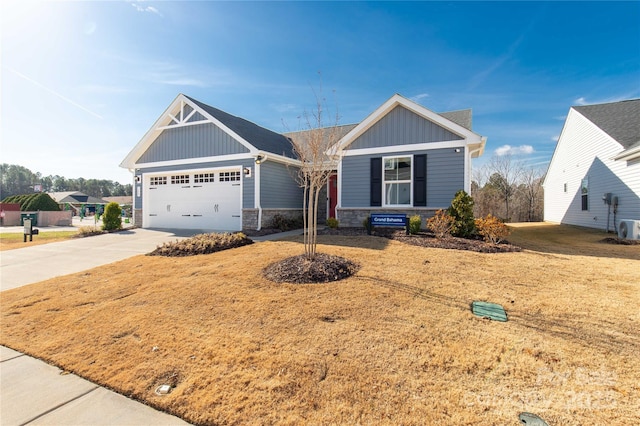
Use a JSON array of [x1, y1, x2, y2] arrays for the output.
[[263, 253, 360, 284], [600, 237, 640, 245], [319, 227, 522, 253], [243, 228, 283, 237]]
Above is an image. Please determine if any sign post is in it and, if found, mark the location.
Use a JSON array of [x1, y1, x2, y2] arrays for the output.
[[368, 213, 409, 235]]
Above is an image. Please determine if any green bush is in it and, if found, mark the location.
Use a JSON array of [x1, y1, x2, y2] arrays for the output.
[[326, 217, 339, 229], [448, 190, 476, 237], [1, 193, 60, 211], [270, 214, 303, 231], [362, 215, 372, 233], [102, 202, 122, 231], [409, 215, 422, 235]]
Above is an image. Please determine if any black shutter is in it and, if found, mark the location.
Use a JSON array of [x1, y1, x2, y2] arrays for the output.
[[413, 154, 427, 207], [370, 157, 382, 207]]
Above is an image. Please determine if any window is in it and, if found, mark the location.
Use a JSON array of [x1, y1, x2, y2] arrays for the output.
[[220, 171, 240, 182], [171, 175, 190, 184], [581, 177, 589, 210], [194, 173, 214, 183], [383, 156, 412, 206], [150, 176, 167, 186]]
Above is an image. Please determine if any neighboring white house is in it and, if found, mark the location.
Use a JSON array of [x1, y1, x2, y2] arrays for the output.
[[543, 99, 640, 232]]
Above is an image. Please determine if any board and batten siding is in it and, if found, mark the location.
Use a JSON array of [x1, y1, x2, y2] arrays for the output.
[[341, 148, 465, 208], [134, 159, 256, 210], [260, 161, 303, 209], [544, 109, 640, 230], [348, 105, 462, 150], [137, 123, 249, 164]]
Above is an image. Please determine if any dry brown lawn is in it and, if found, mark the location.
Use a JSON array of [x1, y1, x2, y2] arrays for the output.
[[1, 224, 639, 425]]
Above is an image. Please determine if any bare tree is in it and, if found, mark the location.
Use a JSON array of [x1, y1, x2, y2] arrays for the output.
[[288, 87, 342, 260], [486, 153, 523, 221], [518, 167, 545, 222]]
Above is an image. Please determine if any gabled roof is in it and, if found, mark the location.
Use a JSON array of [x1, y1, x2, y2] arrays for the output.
[[48, 192, 108, 205], [334, 94, 486, 157], [120, 94, 297, 169], [184, 96, 295, 158], [439, 109, 473, 131], [574, 99, 640, 149]]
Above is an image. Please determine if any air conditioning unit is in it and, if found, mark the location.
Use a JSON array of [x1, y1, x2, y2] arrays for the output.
[[617, 220, 640, 240]]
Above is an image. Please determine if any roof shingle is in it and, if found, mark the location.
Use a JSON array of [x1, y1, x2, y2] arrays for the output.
[[574, 99, 640, 149]]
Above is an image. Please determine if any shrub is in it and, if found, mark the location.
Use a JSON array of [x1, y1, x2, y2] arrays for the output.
[[102, 202, 122, 231], [475, 214, 511, 244], [448, 190, 475, 237], [427, 209, 453, 239], [270, 214, 303, 231], [2, 193, 60, 211], [409, 215, 422, 235], [362, 215, 372, 233], [326, 217, 339, 229], [76, 226, 104, 237], [148, 232, 254, 257]]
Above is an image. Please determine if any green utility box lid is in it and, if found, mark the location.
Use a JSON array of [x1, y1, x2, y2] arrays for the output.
[[471, 301, 508, 322], [20, 213, 38, 226]]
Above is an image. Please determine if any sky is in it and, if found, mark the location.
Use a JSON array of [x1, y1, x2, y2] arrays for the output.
[[1, 1, 639, 185]]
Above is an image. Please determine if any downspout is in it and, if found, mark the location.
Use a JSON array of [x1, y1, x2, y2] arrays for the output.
[[254, 154, 267, 231]]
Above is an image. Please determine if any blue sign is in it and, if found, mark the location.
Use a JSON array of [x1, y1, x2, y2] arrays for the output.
[[370, 213, 407, 226]]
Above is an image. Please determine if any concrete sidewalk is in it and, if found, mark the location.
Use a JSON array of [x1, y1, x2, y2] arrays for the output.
[[0, 346, 188, 425]]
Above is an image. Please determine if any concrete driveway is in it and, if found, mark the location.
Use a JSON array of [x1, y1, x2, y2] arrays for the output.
[[1, 228, 193, 291]]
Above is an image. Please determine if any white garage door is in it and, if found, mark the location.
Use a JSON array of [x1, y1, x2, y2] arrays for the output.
[[144, 169, 242, 231]]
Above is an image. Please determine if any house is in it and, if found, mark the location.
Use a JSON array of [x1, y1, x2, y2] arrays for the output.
[[48, 191, 109, 216], [120, 94, 486, 231], [543, 99, 640, 232], [328, 94, 486, 226]]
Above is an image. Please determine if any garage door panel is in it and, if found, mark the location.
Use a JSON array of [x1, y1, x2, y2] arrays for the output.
[[145, 170, 242, 231]]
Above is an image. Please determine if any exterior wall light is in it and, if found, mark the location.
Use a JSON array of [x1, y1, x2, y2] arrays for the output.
[[255, 155, 263, 164], [454, 148, 461, 153]]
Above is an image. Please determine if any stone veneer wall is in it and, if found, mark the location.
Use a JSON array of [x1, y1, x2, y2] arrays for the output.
[[134, 209, 143, 227], [242, 209, 259, 230], [242, 208, 304, 231], [337, 208, 440, 228]]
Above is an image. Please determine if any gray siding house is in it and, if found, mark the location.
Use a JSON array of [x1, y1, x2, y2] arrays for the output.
[[120, 94, 302, 231], [120, 93, 486, 231], [332, 94, 486, 226]]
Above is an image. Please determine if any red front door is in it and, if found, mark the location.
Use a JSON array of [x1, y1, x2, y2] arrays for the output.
[[328, 173, 337, 218]]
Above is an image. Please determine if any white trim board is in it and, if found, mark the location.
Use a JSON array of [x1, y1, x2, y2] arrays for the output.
[[342, 141, 466, 156]]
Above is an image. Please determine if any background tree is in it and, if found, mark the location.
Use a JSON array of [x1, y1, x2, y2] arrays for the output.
[[486, 153, 522, 221], [0, 163, 132, 199], [471, 154, 545, 222]]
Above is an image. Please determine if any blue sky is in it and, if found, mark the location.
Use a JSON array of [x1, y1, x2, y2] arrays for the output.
[[2, 1, 639, 185]]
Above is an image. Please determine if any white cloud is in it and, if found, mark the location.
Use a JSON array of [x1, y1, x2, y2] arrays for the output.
[[130, 2, 163, 17], [574, 97, 588, 106], [495, 144, 534, 156], [410, 93, 429, 102], [551, 135, 559, 142]]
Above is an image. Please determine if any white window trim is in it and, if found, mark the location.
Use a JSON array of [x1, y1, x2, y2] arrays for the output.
[[382, 154, 413, 207]]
